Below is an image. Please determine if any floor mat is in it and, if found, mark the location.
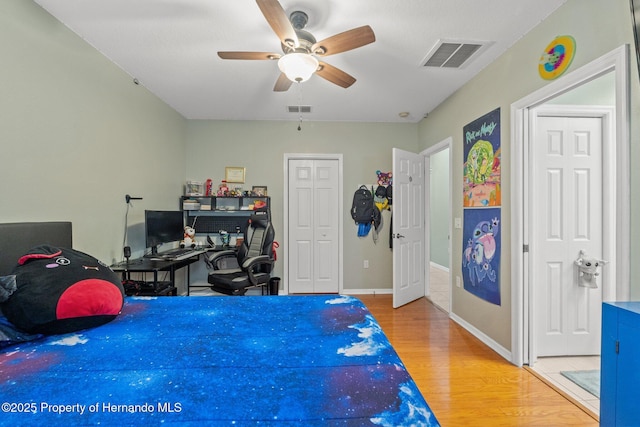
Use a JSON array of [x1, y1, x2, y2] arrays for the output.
[[560, 369, 600, 398]]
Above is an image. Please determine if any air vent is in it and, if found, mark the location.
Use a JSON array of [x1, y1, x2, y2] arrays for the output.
[[422, 40, 487, 68], [287, 105, 312, 113]]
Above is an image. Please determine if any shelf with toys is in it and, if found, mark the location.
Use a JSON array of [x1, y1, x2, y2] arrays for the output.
[[180, 195, 269, 245], [181, 196, 269, 213], [181, 179, 270, 247]]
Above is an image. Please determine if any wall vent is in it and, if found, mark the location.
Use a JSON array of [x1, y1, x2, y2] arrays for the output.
[[287, 105, 312, 113], [421, 40, 488, 69]]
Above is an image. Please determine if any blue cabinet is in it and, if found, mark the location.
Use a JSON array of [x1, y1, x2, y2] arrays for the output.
[[601, 302, 640, 426]]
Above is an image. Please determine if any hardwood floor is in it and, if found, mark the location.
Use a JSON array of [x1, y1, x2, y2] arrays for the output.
[[357, 294, 598, 427]]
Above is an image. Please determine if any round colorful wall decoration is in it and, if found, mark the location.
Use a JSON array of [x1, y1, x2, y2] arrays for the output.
[[538, 35, 576, 80]]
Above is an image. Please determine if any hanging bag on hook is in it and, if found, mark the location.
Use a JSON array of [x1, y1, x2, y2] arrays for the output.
[[351, 185, 380, 237], [351, 185, 374, 224]]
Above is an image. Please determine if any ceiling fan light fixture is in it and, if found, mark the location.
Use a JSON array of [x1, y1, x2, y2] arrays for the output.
[[278, 53, 319, 83]]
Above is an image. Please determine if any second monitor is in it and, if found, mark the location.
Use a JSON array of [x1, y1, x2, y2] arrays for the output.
[[144, 210, 184, 255]]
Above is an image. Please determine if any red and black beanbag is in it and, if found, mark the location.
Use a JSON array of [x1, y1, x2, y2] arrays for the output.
[[0, 245, 124, 335]]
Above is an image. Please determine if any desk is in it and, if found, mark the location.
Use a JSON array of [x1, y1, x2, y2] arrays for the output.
[[111, 252, 203, 296]]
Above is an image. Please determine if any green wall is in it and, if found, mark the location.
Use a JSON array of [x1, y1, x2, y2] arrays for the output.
[[429, 148, 450, 268], [0, 0, 187, 263]]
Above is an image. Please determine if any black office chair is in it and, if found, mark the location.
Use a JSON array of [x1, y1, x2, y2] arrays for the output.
[[205, 214, 275, 296]]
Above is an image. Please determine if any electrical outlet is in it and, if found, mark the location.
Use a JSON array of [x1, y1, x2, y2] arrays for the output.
[[363, 260, 369, 269]]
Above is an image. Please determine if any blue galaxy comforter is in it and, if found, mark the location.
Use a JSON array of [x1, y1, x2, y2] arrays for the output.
[[0, 295, 439, 426]]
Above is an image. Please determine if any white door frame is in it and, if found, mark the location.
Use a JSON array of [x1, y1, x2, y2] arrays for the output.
[[423, 138, 453, 313], [510, 45, 630, 366], [283, 153, 344, 295]]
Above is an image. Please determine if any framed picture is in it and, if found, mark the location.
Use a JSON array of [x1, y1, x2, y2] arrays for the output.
[[252, 186, 267, 196], [225, 166, 245, 183]]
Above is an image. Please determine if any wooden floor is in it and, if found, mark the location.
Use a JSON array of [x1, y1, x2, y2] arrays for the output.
[[357, 294, 598, 427]]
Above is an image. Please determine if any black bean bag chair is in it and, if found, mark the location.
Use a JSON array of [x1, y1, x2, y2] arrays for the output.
[[0, 245, 124, 335]]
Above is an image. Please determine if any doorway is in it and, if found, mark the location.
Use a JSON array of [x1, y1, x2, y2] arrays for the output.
[[284, 154, 343, 294], [425, 138, 452, 313], [511, 46, 630, 367], [391, 143, 452, 310]]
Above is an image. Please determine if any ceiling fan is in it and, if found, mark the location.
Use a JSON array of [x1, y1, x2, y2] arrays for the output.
[[218, 0, 376, 92]]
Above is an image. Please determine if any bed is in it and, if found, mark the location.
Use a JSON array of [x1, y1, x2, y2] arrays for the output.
[[0, 222, 439, 426]]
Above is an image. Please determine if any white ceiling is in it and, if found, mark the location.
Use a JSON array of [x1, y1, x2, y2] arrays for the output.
[[33, 0, 567, 123]]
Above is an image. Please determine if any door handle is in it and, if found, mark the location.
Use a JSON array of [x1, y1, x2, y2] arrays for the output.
[[393, 233, 405, 239]]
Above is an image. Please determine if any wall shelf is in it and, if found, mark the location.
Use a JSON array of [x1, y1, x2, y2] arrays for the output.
[[180, 196, 269, 235]]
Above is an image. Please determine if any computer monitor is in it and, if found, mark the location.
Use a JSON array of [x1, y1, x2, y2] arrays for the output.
[[144, 210, 184, 254]]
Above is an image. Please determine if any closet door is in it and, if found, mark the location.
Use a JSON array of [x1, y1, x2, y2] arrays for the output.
[[288, 158, 340, 293]]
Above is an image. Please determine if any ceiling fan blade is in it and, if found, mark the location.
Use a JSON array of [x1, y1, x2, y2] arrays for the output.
[[273, 73, 293, 92], [312, 25, 375, 56], [316, 62, 356, 88], [256, 0, 299, 48], [218, 51, 281, 60]]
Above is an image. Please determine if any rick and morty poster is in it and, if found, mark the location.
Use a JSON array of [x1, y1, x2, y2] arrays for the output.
[[462, 108, 501, 305], [463, 107, 501, 207]]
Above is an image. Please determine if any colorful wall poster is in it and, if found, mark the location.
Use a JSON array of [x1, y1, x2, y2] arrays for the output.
[[538, 35, 576, 80], [462, 208, 501, 306], [463, 107, 501, 207]]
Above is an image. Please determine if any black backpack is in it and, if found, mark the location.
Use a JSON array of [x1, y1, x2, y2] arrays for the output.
[[351, 185, 375, 224]]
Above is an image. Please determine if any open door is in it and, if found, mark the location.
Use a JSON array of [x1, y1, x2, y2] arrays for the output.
[[392, 148, 425, 308]]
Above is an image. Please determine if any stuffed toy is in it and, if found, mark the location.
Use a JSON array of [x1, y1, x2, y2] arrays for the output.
[[574, 250, 607, 288], [376, 170, 392, 186], [180, 226, 197, 248], [0, 245, 124, 335]]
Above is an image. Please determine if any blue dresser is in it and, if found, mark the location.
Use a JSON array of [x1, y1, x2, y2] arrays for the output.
[[601, 302, 640, 426]]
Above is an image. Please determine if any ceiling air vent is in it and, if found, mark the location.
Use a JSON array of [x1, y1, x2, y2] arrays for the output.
[[287, 105, 312, 113], [422, 40, 487, 68]]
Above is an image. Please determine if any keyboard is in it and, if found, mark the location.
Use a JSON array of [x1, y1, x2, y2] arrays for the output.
[[146, 248, 203, 261], [172, 249, 204, 261], [162, 248, 194, 257]]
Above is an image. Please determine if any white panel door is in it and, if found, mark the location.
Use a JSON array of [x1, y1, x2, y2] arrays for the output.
[[533, 115, 603, 356], [392, 148, 425, 308], [289, 159, 314, 293], [288, 159, 340, 293]]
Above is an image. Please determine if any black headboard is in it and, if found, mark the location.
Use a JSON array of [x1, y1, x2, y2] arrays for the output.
[[0, 222, 72, 276]]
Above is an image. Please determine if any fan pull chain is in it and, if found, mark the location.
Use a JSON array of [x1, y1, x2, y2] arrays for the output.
[[297, 82, 303, 131]]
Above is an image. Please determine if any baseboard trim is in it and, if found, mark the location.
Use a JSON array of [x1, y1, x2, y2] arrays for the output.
[[449, 312, 513, 363], [342, 288, 393, 295], [429, 261, 449, 272]]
